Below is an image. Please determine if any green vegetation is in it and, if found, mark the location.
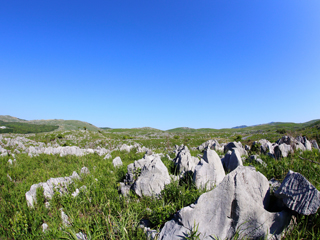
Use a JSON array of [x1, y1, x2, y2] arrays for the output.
[[0, 117, 320, 239], [0, 121, 58, 134]]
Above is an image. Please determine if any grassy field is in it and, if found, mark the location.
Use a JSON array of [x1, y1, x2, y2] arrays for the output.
[[0, 118, 320, 239]]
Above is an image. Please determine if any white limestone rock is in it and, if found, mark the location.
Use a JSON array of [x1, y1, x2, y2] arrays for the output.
[[193, 148, 225, 190], [112, 156, 123, 168], [159, 166, 292, 240]]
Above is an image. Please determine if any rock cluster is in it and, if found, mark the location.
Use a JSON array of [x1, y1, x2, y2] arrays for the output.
[[25, 169, 87, 208]]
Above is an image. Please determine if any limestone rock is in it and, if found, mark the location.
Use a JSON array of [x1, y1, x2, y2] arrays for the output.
[[275, 170, 320, 215], [193, 148, 225, 190], [42, 223, 48, 232], [132, 156, 171, 197], [311, 140, 319, 149], [223, 149, 243, 172], [80, 167, 90, 175], [112, 156, 123, 167], [224, 142, 247, 156], [173, 146, 199, 173], [197, 139, 220, 151], [159, 166, 292, 240], [274, 144, 293, 159]]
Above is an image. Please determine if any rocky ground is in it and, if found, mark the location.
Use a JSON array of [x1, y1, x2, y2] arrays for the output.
[[1, 130, 320, 239]]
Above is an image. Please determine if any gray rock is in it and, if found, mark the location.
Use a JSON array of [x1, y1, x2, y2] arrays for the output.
[[112, 156, 123, 168], [223, 149, 243, 172], [269, 178, 281, 192], [71, 186, 87, 197], [304, 138, 312, 151], [42, 223, 48, 232], [174, 146, 199, 173], [132, 156, 171, 197], [80, 167, 90, 175], [245, 145, 250, 151], [311, 140, 319, 149], [224, 142, 247, 156], [193, 148, 225, 190], [248, 155, 267, 167], [159, 166, 292, 240], [120, 144, 133, 152], [277, 136, 295, 145], [197, 139, 220, 151], [25, 171, 80, 208], [104, 153, 112, 159], [274, 144, 293, 159], [275, 170, 320, 215], [8, 159, 13, 165], [60, 208, 70, 227], [119, 182, 131, 197]]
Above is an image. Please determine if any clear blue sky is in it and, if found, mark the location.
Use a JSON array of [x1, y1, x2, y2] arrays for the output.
[[1, 0, 319, 130]]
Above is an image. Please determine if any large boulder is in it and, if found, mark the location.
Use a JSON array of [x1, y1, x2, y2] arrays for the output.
[[193, 148, 225, 190], [223, 149, 243, 172], [132, 156, 171, 197], [159, 166, 292, 240], [173, 146, 199, 174], [275, 170, 320, 215], [120, 154, 171, 197], [274, 144, 293, 159]]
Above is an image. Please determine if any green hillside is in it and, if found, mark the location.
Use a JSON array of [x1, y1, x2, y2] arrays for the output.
[[0, 115, 101, 132]]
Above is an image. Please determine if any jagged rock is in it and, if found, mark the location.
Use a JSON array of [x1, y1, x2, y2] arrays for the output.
[[311, 140, 319, 149], [159, 166, 292, 240], [275, 170, 320, 215], [80, 167, 90, 175], [277, 136, 295, 145], [112, 156, 123, 167], [8, 159, 13, 165], [223, 149, 243, 172], [304, 138, 312, 151], [166, 154, 172, 161], [132, 156, 171, 197], [42, 223, 48, 232], [245, 145, 250, 151], [104, 153, 112, 159], [197, 139, 220, 151], [258, 139, 274, 154], [274, 144, 293, 159], [173, 146, 199, 173], [224, 142, 247, 156], [193, 148, 225, 190]]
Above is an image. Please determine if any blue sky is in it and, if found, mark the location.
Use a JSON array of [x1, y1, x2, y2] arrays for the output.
[[1, 0, 319, 130]]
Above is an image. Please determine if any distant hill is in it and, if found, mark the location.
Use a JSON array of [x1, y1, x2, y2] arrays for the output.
[[0, 115, 101, 132], [232, 125, 248, 129]]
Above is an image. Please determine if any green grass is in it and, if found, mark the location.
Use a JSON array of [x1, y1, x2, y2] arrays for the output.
[[1, 118, 320, 239]]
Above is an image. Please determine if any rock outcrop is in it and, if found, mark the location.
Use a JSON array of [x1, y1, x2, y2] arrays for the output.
[[159, 166, 292, 240]]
